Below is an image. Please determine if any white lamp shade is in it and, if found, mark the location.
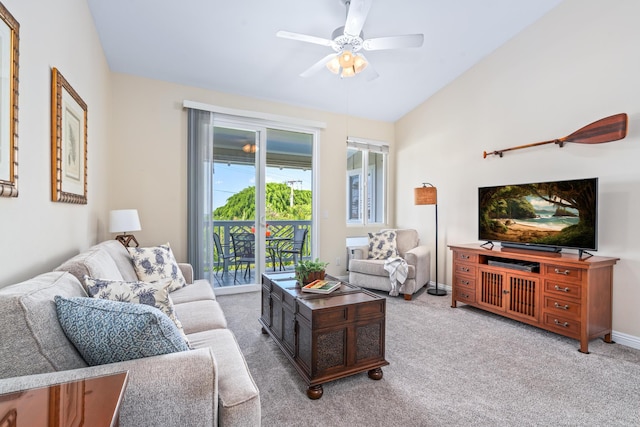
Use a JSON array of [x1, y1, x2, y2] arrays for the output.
[[109, 209, 141, 233]]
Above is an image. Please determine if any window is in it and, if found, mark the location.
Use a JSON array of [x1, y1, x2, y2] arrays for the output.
[[346, 138, 388, 225]]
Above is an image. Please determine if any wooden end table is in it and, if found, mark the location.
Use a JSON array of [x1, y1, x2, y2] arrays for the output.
[[260, 272, 388, 399], [0, 371, 128, 427]]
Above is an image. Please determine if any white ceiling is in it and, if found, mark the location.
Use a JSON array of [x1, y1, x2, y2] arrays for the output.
[[86, 0, 563, 122]]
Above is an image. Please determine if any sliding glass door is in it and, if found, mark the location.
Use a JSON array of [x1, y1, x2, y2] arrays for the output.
[[209, 119, 314, 291]]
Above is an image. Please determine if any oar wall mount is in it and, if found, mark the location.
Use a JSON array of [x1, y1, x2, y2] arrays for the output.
[[483, 113, 628, 159]]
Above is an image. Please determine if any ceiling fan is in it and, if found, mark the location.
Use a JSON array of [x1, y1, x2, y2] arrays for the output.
[[276, 0, 424, 79]]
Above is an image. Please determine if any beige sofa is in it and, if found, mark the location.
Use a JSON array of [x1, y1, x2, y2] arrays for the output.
[[0, 240, 260, 426], [349, 229, 430, 300]]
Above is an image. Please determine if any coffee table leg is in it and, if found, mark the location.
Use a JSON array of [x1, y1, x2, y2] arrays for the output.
[[368, 367, 383, 380], [307, 384, 323, 399]]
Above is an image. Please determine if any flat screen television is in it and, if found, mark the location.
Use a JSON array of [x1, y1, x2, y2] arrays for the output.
[[478, 177, 598, 254]]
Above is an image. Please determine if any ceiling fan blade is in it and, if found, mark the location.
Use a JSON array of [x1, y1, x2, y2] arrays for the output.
[[300, 53, 338, 78], [276, 30, 334, 47], [344, 0, 373, 37], [363, 34, 424, 51]]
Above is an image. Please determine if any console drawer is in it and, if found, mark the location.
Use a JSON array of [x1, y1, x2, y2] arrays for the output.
[[454, 276, 475, 290], [543, 312, 581, 338], [454, 263, 475, 277], [454, 251, 478, 263], [545, 265, 582, 282], [544, 280, 582, 300], [543, 295, 581, 319], [454, 287, 475, 304]]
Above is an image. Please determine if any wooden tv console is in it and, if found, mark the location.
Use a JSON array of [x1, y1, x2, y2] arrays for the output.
[[449, 243, 619, 353]]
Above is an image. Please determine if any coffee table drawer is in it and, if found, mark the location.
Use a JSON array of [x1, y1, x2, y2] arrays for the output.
[[314, 307, 348, 328]]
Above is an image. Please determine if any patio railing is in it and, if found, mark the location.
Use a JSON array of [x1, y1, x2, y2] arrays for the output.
[[205, 220, 312, 280]]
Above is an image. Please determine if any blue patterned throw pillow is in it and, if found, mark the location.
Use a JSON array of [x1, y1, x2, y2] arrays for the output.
[[84, 276, 189, 347], [55, 296, 189, 366], [128, 243, 187, 292], [368, 230, 399, 260]]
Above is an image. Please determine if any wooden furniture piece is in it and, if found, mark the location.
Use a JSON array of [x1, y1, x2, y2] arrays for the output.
[[0, 371, 128, 427], [449, 243, 618, 353], [260, 271, 388, 399]]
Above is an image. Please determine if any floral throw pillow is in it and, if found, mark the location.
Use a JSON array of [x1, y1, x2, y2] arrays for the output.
[[368, 230, 399, 260], [84, 276, 189, 347], [128, 243, 187, 292]]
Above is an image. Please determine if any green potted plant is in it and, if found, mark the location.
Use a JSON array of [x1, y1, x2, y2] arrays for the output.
[[295, 258, 329, 285]]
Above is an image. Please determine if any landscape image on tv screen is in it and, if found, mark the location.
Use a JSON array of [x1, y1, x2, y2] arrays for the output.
[[478, 178, 597, 250]]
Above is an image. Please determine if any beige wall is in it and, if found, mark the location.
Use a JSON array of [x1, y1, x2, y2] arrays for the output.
[[395, 0, 640, 341], [0, 0, 111, 286], [108, 74, 395, 278]]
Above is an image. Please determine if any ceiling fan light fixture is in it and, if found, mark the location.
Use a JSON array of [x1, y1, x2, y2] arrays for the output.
[[338, 47, 355, 68], [341, 66, 356, 78], [353, 54, 367, 73], [326, 56, 341, 74]]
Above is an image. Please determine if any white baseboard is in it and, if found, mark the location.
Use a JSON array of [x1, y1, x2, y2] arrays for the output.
[[611, 331, 640, 350]]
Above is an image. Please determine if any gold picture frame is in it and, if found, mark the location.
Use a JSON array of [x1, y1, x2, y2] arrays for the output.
[[51, 68, 87, 204], [0, 2, 19, 198]]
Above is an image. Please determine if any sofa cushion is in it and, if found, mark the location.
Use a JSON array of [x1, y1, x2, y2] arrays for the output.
[[128, 243, 187, 292], [84, 276, 189, 345], [55, 296, 189, 366], [55, 247, 125, 285], [91, 240, 140, 282], [175, 300, 228, 334], [0, 272, 88, 379], [170, 279, 216, 304], [368, 230, 399, 260]]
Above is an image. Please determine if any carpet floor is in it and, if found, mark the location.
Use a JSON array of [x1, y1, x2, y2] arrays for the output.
[[216, 287, 640, 426]]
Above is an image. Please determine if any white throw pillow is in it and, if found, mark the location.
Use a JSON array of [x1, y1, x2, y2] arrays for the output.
[[368, 230, 399, 260], [128, 243, 187, 292]]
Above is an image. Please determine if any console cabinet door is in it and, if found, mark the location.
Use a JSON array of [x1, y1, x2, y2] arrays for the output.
[[477, 268, 539, 322]]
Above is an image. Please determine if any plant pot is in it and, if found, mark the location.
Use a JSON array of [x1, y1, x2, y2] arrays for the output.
[[302, 270, 325, 285]]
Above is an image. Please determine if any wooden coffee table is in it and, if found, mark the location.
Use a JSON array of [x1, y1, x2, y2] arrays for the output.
[[260, 272, 388, 399], [0, 371, 128, 427]]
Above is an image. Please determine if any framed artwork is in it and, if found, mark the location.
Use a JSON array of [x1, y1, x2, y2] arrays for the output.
[[0, 2, 19, 198], [51, 68, 87, 204]]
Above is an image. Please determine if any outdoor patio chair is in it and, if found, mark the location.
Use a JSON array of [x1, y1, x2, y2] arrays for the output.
[[213, 232, 234, 281], [279, 228, 308, 269]]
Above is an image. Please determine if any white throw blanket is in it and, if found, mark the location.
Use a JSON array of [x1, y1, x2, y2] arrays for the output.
[[384, 256, 408, 296]]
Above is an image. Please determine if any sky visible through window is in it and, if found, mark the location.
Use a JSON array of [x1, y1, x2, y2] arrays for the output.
[[213, 163, 311, 210]]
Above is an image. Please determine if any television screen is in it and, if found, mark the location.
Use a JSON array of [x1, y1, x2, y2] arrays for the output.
[[478, 178, 598, 251]]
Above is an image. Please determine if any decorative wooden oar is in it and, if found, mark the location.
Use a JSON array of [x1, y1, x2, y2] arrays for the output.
[[483, 113, 628, 158]]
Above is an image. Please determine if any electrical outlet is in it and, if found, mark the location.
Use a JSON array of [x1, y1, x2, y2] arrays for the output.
[[335, 257, 341, 266]]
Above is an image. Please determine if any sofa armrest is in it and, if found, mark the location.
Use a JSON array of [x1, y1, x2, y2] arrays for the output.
[[404, 245, 431, 287], [178, 263, 194, 284], [0, 348, 218, 426]]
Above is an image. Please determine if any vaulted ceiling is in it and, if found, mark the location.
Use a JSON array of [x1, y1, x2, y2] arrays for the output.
[[87, 0, 563, 122]]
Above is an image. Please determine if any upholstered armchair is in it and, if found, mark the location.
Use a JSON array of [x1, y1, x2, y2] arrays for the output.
[[348, 229, 430, 300]]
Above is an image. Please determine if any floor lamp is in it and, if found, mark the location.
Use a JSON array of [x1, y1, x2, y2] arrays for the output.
[[414, 183, 446, 296]]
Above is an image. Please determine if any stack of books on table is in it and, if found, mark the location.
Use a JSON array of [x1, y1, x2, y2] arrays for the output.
[[301, 279, 342, 294]]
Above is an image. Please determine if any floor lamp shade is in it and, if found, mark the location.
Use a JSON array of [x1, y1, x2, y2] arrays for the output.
[[414, 184, 437, 205], [414, 183, 446, 296], [109, 209, 141, 247]]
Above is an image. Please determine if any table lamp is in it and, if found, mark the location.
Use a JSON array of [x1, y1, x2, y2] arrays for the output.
[[109, 209, 141, 247], [414, 183, 446, 296]]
